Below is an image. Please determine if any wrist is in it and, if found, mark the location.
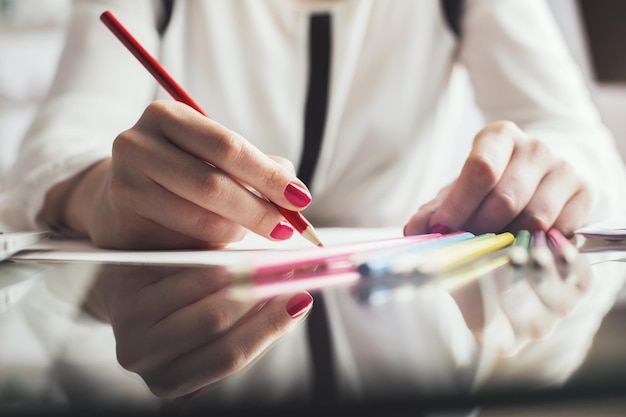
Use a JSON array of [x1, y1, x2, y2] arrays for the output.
[[38, 159, 110, 238]]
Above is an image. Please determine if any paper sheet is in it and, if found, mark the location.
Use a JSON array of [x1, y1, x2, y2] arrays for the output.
[[576, 217, 626, 239], [10, 227, 404, 268]]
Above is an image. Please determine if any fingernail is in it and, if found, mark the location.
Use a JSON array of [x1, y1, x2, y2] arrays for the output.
[[429, 223, 452, 234], [270, 222, 294, 240], [284, 183, 312, 208], [286, 293, 313, 318]]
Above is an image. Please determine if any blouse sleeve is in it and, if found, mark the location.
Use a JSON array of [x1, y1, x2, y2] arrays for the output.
[[0, 0, 164, 231]]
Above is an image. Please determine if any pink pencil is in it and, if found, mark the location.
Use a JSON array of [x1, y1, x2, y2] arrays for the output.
[[100, 10, 323, 247], [547, 228, 578, 264]]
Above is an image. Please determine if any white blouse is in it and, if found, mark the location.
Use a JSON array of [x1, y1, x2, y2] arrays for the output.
[[1, 0, 625, 232]]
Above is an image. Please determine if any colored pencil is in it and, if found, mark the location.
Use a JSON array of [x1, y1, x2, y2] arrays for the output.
[[530, 230, 552, 268], [509, 229, 531, 267], [357, 231, 475, 277], [416, 232, 514, 275], [547, 228, 578, 264]]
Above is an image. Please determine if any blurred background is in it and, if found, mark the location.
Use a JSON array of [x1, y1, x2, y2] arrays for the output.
[[1, 0, 625, 184], [0, 0, 71, 181]]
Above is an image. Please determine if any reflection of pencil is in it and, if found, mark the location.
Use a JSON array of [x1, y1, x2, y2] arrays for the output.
[[547, 228, 578, 264], [509, 229, 531, 267], [530, 230, 552, 268], [433, 255, 510, 292], [417, 232, 514, 275], [228, 268, 360, 300], [100, 10, 323, 247]]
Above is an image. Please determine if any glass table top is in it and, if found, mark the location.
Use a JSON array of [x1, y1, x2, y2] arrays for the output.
[[1, 248, 625, 416]]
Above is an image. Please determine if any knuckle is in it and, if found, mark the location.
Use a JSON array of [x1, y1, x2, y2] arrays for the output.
[[523, 208, 553, 232], [193, 212, 231, 241], [465, 153, 499, 189], [199, 172, 229, 202], [193, 212, 215, 236], [197, 303, 231, 335], [216, 345, 249, 376], [249, 206, 275, 232], [445, 202, 469, 222], [211, 130, 245, 163], [490, 188, 520, 216], [263, 314, 285, 338], [112, 130, 141, 160], [144, 99, 178, 119], [263, 167, 286, 191], [485, 120, 519, 136], [144, 373, 190, 399], [195, 215, 247, 245], [116, 346, 143, 372], [528, 138, 548, 155]]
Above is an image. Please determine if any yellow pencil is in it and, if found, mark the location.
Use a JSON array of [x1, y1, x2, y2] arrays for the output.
[[417, 232, 515, 275]]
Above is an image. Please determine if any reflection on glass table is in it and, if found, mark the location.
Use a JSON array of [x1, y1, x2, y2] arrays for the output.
[[0, 248, 625, 416]]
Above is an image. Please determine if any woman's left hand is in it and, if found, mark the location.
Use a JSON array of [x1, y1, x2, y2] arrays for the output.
[[404, 121, 592, 237]]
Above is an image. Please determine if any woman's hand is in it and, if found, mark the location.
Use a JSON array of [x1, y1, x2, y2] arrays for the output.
[[42, 100, 312, 249], [85, 265, 313, 399], [404, 121, 592, 237]]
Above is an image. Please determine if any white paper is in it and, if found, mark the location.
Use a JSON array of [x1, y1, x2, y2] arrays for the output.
[[575, 217, 626, 239], [10, 227, 404, 267]]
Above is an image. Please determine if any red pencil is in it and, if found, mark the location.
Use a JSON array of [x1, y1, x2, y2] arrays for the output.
[[100, 10, 323, 247]]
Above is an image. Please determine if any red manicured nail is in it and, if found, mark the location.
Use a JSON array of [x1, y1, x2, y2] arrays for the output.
[[284, 183, 312, 208], [270, 222, 294, 240], [429, 223, 452, 234], [286, 293, 313, 318]]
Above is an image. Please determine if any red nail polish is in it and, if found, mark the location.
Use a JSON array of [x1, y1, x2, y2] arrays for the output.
[[286, 293, 313, 318], [284, 184, 312, 208], [270, 222, 294, 240], [429, 223, 452, 234]]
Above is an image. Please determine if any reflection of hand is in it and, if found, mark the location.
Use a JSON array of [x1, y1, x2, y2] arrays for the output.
[[84, 265, 313, 398], [45, 101, 312, 249], [404, 121, 592, 236], [450, 257, 592, 357]]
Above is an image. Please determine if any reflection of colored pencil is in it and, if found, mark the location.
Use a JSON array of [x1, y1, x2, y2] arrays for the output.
[[547, 228, 578, 264], [416, 232, 514, 275], [99, 10, 323, 247], [228, 267, 360, 300], [509, 229, 531, 267], [433, 255, 510, 292], [530, 230, 552, 268]]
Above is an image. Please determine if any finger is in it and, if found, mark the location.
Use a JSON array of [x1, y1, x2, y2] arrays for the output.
[[463, 140, 555, 234], [117, 293, 259, 374], [93, 201, 231, 250], [135, 268, 240, 323], [114, 128, 295, 242], [403, 186, 450, 236], [505, 163, 589, 234], [142, 292, 313, 398], [269, 155, 297, 176], [551, 189, 592, 236], [428, 122, 518, 232], [123, 175, 250, 245], [494, 277, 557, 355], [140, 101, 312, 210]]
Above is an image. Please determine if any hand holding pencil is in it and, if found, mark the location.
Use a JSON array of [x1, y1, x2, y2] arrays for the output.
[[58, 10, 321, 250]]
